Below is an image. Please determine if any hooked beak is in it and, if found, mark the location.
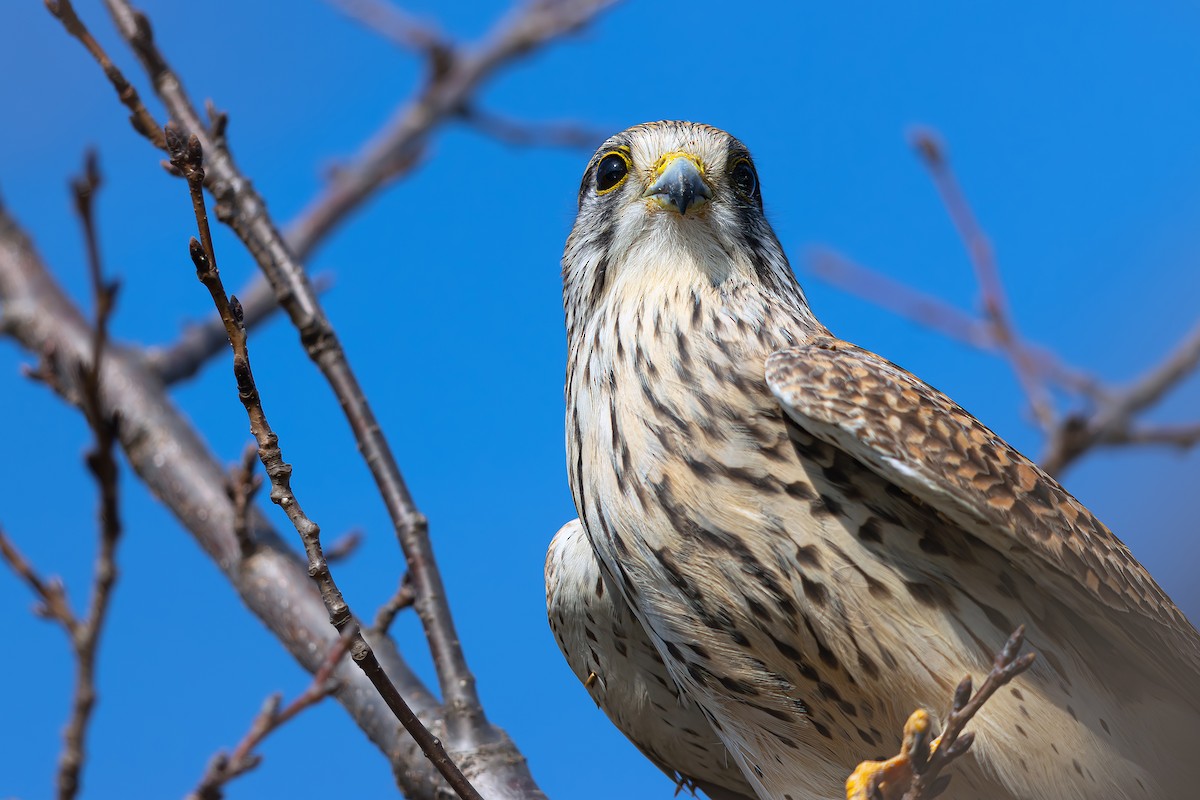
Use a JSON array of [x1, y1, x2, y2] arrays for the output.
[[643, 153, 712, 215]]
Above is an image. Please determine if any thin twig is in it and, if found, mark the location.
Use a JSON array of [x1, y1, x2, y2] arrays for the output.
[[848, 627, 1036, 800], [51, 150, 126, 800], [0, 525, 77, 629], [1, 200, 452, 800], [146, 1, 614, 386], [1104, 422, 1200, 448], [372, 572, 416, 637], [810, 129, 1200, 477], [93, 0, 501, 752], [324, 0, 451, 64], [188, 634, 354, 800], [325, 528, 364, 562], [900, 627, 1036, 800], [910, 128, 1057, 430], [43, 0, 164, 148], [1041, 321, 1200, 474], [0, 151, 131, 800], [164, 125, 482, 800], [141, 272, 334, 385], [458, 105, 606, 150], [807, 248, 1102, 398], [226, 442, 262, 558]]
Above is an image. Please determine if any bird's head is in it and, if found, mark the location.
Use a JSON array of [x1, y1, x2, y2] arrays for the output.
[[562, 121, 805, 334]]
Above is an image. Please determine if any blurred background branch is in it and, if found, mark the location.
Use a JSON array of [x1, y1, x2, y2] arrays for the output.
[[145, 0, 613, 386], [1, 0, 615, 796], [2, 1, 1198, 799], [808, 129, 1200, 478]]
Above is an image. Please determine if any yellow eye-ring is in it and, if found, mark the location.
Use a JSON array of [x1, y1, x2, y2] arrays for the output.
[[595, 150, 632, 194]]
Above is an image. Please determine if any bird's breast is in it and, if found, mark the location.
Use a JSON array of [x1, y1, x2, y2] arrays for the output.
[[565, 283, 822, 573]]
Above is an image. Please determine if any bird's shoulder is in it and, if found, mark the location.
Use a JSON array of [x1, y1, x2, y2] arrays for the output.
[[764, 336, 1199, 659]]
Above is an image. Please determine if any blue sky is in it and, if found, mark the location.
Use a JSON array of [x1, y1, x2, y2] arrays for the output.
[[2, 2, 1199, 799]]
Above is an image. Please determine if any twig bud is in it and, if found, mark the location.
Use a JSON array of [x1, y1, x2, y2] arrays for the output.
[[164, 121, 183, 156], [1008, 652, 1037, 677], [132, 9, 154, 45], [189, 237, 207, 274], [945, 730, 974, 758], [909, 126, 946, 169], [997, 624, 1025, 668], [187, 133, 203, 165], [952, 675, 972, 711]]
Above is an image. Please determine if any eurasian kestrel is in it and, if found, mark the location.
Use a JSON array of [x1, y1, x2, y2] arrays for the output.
[[546, 121, 1200, 800]]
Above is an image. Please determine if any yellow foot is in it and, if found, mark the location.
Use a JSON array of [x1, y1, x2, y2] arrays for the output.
[[848, 628, 1034, 800], [846, 709, 935, 800]]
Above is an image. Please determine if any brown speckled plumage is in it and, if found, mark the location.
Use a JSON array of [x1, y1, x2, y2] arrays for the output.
[[546, 121, 1200, 800], [547, 519, 756, 800]]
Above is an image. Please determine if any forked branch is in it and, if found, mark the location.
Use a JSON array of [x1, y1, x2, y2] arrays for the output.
[[48, 0, 485, 763], [0, 199, 451, 799], [188, 634, 354, 800], [164, 124, 482, 800], [810, 129, 1200, 476], [149, 0, 615, 385], [846, 627, 1036, 800], [0, 151, 125, 800], [81, 0, 495, 753], [909, 130, 1057, 431]]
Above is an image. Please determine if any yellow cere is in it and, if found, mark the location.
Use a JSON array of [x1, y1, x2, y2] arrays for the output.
[[649, 150, 706, 182]]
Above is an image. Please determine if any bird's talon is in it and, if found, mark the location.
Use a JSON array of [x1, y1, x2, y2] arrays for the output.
[[846, 710, 937, 800]]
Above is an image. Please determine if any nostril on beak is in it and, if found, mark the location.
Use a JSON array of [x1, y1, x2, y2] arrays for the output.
[[644, 155, 711, 215]]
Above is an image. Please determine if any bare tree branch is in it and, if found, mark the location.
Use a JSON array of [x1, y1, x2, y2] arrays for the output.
[[52, 151, 125, 800], [325, 528, 364, 563], [141, 272, 333, 385], [188, 634, 354, 800], [458, 105, 606, 150], [164, 125, 482, 800], [225, 442, 262, 559], [150, 0, 616, 386], [0, 197, 534, 800], [807, 248, 1102, 398], [325, 0, 451, 62], [43, 0, 164, 149], [372, 572, 416, 638], [909, 128, 1057, 430], [899, 628, 1036, 800], [0, 524, 77, 631], [846, 627, 1036, 800], [288, 0, 619, 257], [809, 128, 1200, 477], [1, 150, 125, 800], [1103, 421, 1200, 449], [19, 0, 610, 792], [49, 0, 499, 770], [1041, 321, 1200, 473]]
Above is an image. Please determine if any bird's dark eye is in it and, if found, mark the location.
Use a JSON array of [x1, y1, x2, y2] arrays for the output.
[[596, 151, 631, 194], [731, 158, 758, 199]]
